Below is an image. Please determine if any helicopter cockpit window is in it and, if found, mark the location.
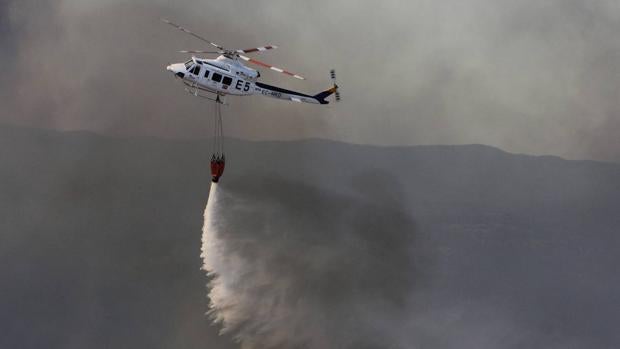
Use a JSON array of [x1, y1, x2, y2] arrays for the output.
[[190, 65, 201, 75], [184, 60, 193, 70], [212, 72, 222, 83], [222, 76, 232, 85]]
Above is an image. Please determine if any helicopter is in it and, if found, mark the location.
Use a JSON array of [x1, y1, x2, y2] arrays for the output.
[[162, 18, 340, 183], [162, 19, 339, 105]]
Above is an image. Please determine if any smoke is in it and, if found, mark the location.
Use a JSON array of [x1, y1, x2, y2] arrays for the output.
[[201, 178, 426, 348], [3, 0, 620, 161], [3, 125, 619, 348]]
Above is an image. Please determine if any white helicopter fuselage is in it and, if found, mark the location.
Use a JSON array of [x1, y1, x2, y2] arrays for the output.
[[167, 56, 256, 96], [166, 56, 336, 105]]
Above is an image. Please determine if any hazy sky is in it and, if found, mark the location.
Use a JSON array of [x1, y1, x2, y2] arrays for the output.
[[2, 0, 620, 161]]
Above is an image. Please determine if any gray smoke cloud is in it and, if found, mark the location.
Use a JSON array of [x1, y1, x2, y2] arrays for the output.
[[199, 167, 620, 348], [202, 178, 426, 349], [2, 0, 620, 161], [3, 124, 620, 348]]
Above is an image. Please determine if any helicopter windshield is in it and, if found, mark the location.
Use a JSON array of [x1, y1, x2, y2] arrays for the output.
[[184, 60, 194, 70]]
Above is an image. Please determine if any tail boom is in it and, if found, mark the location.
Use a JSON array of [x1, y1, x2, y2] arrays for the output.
[[254, 82, 337, 105]]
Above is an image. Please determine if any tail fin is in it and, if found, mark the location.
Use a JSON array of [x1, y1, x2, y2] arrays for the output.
[[313, 84, 339, 105]]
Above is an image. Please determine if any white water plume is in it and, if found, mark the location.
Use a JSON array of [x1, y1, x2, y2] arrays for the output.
[[199, 178, 423, 349]]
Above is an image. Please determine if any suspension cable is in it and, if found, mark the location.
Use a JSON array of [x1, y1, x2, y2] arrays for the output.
[[212, 98, 224, 158]]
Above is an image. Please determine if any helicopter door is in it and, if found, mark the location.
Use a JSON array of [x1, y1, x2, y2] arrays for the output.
[[188, 65, 201, 82]]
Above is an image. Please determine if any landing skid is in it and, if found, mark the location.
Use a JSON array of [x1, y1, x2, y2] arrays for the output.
[[183, 81, 228, 105]]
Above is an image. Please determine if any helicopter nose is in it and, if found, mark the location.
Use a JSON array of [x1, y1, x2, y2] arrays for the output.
[[166, 63, 185, 79]]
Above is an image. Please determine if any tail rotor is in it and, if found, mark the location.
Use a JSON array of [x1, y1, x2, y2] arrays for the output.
[[330, 69, 341, 102]]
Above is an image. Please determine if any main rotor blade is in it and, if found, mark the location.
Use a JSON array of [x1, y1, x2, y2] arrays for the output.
[[235, 45, 278, 54], [238, 54, 305, 80], [179, 50, 224, 54], [161, 18, 225, 50]]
